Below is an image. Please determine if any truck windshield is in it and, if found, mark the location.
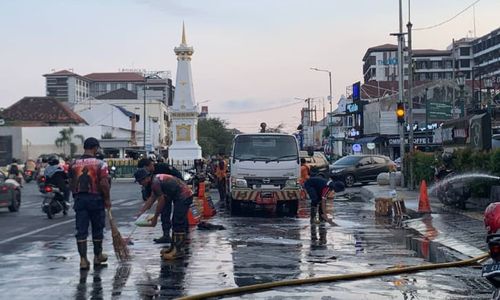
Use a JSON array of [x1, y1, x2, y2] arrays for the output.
[[234, 135, 298, 161]]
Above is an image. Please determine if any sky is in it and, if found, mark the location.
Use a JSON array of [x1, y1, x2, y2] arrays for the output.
[[0, 0, 499, 133]]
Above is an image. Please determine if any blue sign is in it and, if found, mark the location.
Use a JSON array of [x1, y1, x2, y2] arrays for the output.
[[352, 144, 362, 152], [352, 82, 361, 101], [347, 103, 359, 113]]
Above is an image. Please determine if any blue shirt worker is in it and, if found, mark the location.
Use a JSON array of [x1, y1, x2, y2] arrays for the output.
[[135, 169, 193, 260], [69, 137, 111, 270], [304, 175, 345, 224]]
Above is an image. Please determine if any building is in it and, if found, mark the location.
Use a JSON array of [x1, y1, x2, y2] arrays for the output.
[[0, 97, 89, 163], [43, 69, 175, 106]]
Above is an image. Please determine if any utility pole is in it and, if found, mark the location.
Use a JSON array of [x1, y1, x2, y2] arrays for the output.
[[396, 0, 405, 187], [407, 0, 414, 189]]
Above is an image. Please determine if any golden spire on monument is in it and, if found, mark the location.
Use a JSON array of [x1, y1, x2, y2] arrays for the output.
[[181, 21, 187, 45]]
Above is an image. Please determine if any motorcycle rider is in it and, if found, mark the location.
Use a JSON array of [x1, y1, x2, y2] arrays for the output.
[[137, 158, 183, 244], [134, 168, 193, 260], [8, 159, 23, 186], [44, 156, 70, 214], [69, 137, 111, 270]]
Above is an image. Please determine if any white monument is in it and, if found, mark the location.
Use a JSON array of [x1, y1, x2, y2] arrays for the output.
[[168, 24, 202, 162]]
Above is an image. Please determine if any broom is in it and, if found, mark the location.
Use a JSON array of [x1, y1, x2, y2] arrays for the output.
[[107, 209, 130, 261]]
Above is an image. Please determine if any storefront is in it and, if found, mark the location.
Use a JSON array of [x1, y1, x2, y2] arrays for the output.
[[387, 131, 440, 159]]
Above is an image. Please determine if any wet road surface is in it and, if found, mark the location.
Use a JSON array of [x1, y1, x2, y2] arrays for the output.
[[0, 183, 494, 299]]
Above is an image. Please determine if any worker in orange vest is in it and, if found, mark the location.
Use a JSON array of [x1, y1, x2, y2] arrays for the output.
[[215, 154, 228, 203], [299, 158, 310, 186]]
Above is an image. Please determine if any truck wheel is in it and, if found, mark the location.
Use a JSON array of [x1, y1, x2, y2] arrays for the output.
[[287, 201, 298, 216], [230, 197, 241, 215]]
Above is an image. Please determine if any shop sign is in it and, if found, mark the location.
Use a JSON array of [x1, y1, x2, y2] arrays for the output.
[[389, 137, 431, 145], [367, 143, 376, 150], [352, 144, 362, 152], [346, 103, 360, 114], [348, 128, 360, 137]]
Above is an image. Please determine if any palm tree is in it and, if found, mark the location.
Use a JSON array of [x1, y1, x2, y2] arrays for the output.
[[55, 127, 85, 158]]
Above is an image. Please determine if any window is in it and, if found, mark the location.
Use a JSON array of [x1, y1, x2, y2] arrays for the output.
[[233, 135, 298, 161], [460, 59, 470, 68], [432, 73, 439, 80], [432, 61, 440, 69], [110, 83, 117, 90], [359, 158, 372, 166], [372, 157, 386, 164], [460, 47, 470, 56]]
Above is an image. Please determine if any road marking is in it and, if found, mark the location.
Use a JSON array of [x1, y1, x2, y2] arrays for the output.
[[0, 218, 75, 245]]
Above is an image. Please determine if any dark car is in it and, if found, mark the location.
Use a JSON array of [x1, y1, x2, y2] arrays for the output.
[[299, 151, 330, 178], [330, 155, 396, 187]]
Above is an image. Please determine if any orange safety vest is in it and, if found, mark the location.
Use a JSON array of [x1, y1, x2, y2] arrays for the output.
[[299, 165, 310, 185]]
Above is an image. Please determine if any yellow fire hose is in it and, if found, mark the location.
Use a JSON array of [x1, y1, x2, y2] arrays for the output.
[[177, 252, 490, 300]]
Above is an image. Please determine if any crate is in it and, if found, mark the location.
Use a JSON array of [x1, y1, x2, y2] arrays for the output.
[[375, 197, 393, 216]]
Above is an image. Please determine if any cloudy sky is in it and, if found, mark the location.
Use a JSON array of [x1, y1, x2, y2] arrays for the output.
[[1, 0, 499, 133]]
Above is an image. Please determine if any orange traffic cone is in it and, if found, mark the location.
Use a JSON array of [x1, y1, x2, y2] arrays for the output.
[[418, 180, 431, 213], [202, 196, 216, 218], [187, 203, 201, 226]]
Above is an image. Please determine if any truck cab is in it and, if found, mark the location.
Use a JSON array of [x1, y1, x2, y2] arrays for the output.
[[228, 133, 301, 215]]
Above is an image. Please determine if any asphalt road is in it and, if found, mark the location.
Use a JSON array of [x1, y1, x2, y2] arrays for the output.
[[0, 181, 494, 299], [0, 181, 143, 254]]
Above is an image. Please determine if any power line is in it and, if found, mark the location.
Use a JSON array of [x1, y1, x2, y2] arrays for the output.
[[414, 0, 481, 31], [210, 100, 303, 115]]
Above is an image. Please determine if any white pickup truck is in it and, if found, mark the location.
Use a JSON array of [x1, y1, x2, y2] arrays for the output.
[[228, 133, 301, 215]]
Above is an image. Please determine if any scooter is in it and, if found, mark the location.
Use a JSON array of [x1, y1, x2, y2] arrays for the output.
[[435, 169, 471, 209], [483, 203, 500, 299], [41, 184, 68, 219], [37, 175, 46, 193], [23, 169, 35, 183]]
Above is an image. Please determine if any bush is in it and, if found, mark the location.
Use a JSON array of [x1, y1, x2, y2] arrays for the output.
[[404, 151, 435, 187]]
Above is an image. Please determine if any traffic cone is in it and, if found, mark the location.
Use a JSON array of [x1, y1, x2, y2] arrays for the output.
[[198, 181, 216, 218], [418, 180, 431, 213], [187, 202, 201, 226]]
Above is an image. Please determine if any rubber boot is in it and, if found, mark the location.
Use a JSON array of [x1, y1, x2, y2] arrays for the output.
[[310, 206, 318, 224], [153, 235, 172, 244], [93, 240, 108, 267], [162, 232, 185, 260], [318, 204, 326, 223], [77, 240, 90, 270]]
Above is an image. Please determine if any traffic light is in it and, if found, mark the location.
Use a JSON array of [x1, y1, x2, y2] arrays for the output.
[[396, 102, 405, 123]]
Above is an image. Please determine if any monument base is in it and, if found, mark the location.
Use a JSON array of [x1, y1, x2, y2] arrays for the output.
[[168, 143, 202, 164]]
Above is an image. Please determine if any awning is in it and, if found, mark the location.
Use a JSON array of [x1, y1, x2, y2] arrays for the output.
[[353, 136, 385, 144]]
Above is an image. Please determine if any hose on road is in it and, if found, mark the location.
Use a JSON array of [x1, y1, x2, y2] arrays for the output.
[[177, 252, 489, 300]]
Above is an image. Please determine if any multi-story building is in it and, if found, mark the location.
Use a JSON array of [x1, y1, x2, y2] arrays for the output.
[[43, 70, 175, 106], [44, 70, 91, 103], [473, 27, 500, 78]]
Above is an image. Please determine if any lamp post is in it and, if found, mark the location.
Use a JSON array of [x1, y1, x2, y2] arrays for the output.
[[485, 77, 493, 115], [456, 72, 466, 117], [311, 67, 333, 159]]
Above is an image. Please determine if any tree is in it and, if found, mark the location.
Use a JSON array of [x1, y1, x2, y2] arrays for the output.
[[55, 127, 85, 158], [265, 123, 285, 133], [198, 118, 236, 157]]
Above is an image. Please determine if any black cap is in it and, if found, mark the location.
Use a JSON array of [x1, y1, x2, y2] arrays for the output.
[[83, 137, 100, 150], [134, 168, 151, 183]]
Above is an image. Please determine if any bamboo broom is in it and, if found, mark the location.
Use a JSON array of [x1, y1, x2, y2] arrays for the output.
[[107, 209, 130, 261]]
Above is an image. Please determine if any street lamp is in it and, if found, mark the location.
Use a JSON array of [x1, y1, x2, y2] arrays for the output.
[[485, 77, 493, 114], [456, 72, 466, 117], [310, 67, 333, 158]]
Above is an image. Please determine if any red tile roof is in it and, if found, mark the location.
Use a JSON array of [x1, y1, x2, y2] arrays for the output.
[[0, 97, 87, 126], [43, 70, 80, 77], [96, 88, 138, 100], [84, 72, 145, 82]]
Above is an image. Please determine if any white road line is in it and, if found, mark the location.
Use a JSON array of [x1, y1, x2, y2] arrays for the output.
[[0, 218, 75, 245]]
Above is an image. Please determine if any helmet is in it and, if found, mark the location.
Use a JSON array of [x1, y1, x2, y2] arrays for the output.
[[48, 156, 60, 166], [484, 203, 500, 234]]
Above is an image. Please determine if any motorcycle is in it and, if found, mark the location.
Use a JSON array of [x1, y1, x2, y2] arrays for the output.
[[109, 166, 117, 181], [37, 175, 46, 193], [23, 169, 35, 183], [8, 174, 23, 186], [483, 203, 500, 299], [41, 184, 68, 219], [435, 168, 471, 209]]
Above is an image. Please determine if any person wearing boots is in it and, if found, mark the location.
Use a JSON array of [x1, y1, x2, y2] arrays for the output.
[[134, 169, 193, 260], [69, 137, 111, 270], [304, 175, 344, 224], [137, 158, 183, 244]]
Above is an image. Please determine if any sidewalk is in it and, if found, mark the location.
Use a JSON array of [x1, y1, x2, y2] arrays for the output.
[[360, 184, 488, 259]]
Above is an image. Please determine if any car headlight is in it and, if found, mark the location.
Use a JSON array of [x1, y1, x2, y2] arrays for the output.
[[285, 179, 299, 188], [331, 168, 344, 173], [234, 178, 247, 188]]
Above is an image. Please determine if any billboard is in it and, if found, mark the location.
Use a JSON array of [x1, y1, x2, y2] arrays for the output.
[[427, 102, 452, 121]]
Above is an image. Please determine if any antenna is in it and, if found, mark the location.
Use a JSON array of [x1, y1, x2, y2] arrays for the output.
[[473, 4, 477, 37]]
